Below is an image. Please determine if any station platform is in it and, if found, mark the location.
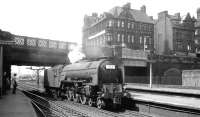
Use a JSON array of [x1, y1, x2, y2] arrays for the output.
[[125, 83, 200, 95], [0, 90, 37, 117], [130, 91, 200, 111]]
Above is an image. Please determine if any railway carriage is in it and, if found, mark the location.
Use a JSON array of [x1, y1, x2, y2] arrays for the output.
[[44, 58, 130, 109]]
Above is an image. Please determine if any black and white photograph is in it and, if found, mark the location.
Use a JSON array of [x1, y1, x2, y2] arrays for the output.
[[1, 0, 200, 117]]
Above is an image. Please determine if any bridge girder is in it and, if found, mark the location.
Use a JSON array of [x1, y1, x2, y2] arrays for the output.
[[4, 45, 70, 66]]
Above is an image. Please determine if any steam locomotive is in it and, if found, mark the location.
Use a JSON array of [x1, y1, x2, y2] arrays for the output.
[[44, 58, 130, 109]]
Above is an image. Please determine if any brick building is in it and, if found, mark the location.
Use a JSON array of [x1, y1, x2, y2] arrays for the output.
[[195, 8, 200, 54], [82, 3, 154, 84], [82, 3, 154, 58], [155, 11, 196, 55]]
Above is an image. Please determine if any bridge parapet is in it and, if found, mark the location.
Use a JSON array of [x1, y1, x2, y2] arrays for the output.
[[14, 35, 75, 50]]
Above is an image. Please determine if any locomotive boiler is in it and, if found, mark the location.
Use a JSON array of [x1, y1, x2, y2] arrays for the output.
[[44, 58, 130, 109]]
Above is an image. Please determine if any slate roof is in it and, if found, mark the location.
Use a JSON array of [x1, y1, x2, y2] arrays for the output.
[[109, 6, 154, 24]]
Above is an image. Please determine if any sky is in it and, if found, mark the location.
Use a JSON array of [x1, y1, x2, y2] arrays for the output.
[[0, 0, 200, 45], [4, 0, 199, 75]]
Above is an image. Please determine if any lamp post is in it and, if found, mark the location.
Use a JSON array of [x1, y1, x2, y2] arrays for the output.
[[27, 67, 45, 86], [149, 62, 152, 88]]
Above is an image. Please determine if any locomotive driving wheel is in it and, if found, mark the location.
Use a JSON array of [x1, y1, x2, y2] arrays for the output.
[[66, 91, 73, 101], [97, 98, 105, 109], [80, 95, 87, 105], [52, 90, 58, 99], [88, 98, 94, 107], [66, 93, 70, 101], [73, 94, 80, 103]]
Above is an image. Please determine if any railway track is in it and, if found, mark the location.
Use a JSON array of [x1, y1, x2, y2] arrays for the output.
[[18, 83, 154, 117], [23, 90, 75, 117], [55, 100, 154, 117], [19, 82, 200, 117], [18, 85, 89, 117]]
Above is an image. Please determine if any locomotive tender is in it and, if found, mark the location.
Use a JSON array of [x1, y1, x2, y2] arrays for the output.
[[44, 58, 130, 109]]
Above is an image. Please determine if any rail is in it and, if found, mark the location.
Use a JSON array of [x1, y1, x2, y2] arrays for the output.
[[56, 100, 154, 117], [31, 101, 47, 117], [18, 82, 153, 117], [19, 82, 154, 117], [18, 84, 89, 117]]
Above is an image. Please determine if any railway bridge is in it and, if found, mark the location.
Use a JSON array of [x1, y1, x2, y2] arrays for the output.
[[0, 31, 75, 96]]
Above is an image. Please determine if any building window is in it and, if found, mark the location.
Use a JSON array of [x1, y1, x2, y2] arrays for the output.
[[131, 22, 134, 29], [144, 37, 146, 44], [96, 39, 99, 46], [148, 25, 151, 31], [122, 34, 124, 42], [109, 35, 112, 41], [117, 34, 120, 42], [140, 36, 142, 44], [106, 33, 109, 41], [177, 41, 182, 50], [128, 22, 130, 29], [101, 38, 103, 45], [147, 25, 151, 31], [107, 35, 110, 41], [121, 21, 125, 28], [108, 20, 113, 27], [143, 24, 146, 31], [150, 25, 154, 31], [146, 24, 148, 31], [132, 35, 134, 43], [103, 34, 105, 41], [103, 37, 105, 45], [91, 40, 93, 46], [85, 41, 88, 46], [117, 20, 121, 27], [94, 40, 96, 46], [149, 38, 151, 45], [97, 39, 99, 45], [141, 24, 144, 31], [187, 45, 191, 50], [128, 35, 130, 42], [195, 39, 198, 44], [195, 30, 198, 35], [106, 33, 112, 41], [139, 24, 141, 30]]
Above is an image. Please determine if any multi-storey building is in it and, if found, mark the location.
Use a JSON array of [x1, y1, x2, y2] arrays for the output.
[[82, 3, 154, 84], [82, 3, 154, 57], [155, 11, 196, 55], [82, 3, 200, 86], [195, 8, 200, 55]]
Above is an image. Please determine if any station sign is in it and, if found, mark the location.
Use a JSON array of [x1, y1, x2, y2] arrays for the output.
[[121, 48, 148, 60]]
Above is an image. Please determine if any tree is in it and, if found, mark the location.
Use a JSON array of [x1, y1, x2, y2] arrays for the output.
[[0, 29, 14, 41]]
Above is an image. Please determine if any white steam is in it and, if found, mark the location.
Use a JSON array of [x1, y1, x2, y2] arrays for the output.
[[68, 44, 85, 63]]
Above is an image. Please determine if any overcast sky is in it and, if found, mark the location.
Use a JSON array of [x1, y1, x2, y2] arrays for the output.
[[0, 0, 200, 44]]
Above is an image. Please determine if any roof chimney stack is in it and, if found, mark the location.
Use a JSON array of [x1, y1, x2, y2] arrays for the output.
[[123, 2, 131, 9], [140, 5, 146, 14], [197, 8, 200, 20]]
